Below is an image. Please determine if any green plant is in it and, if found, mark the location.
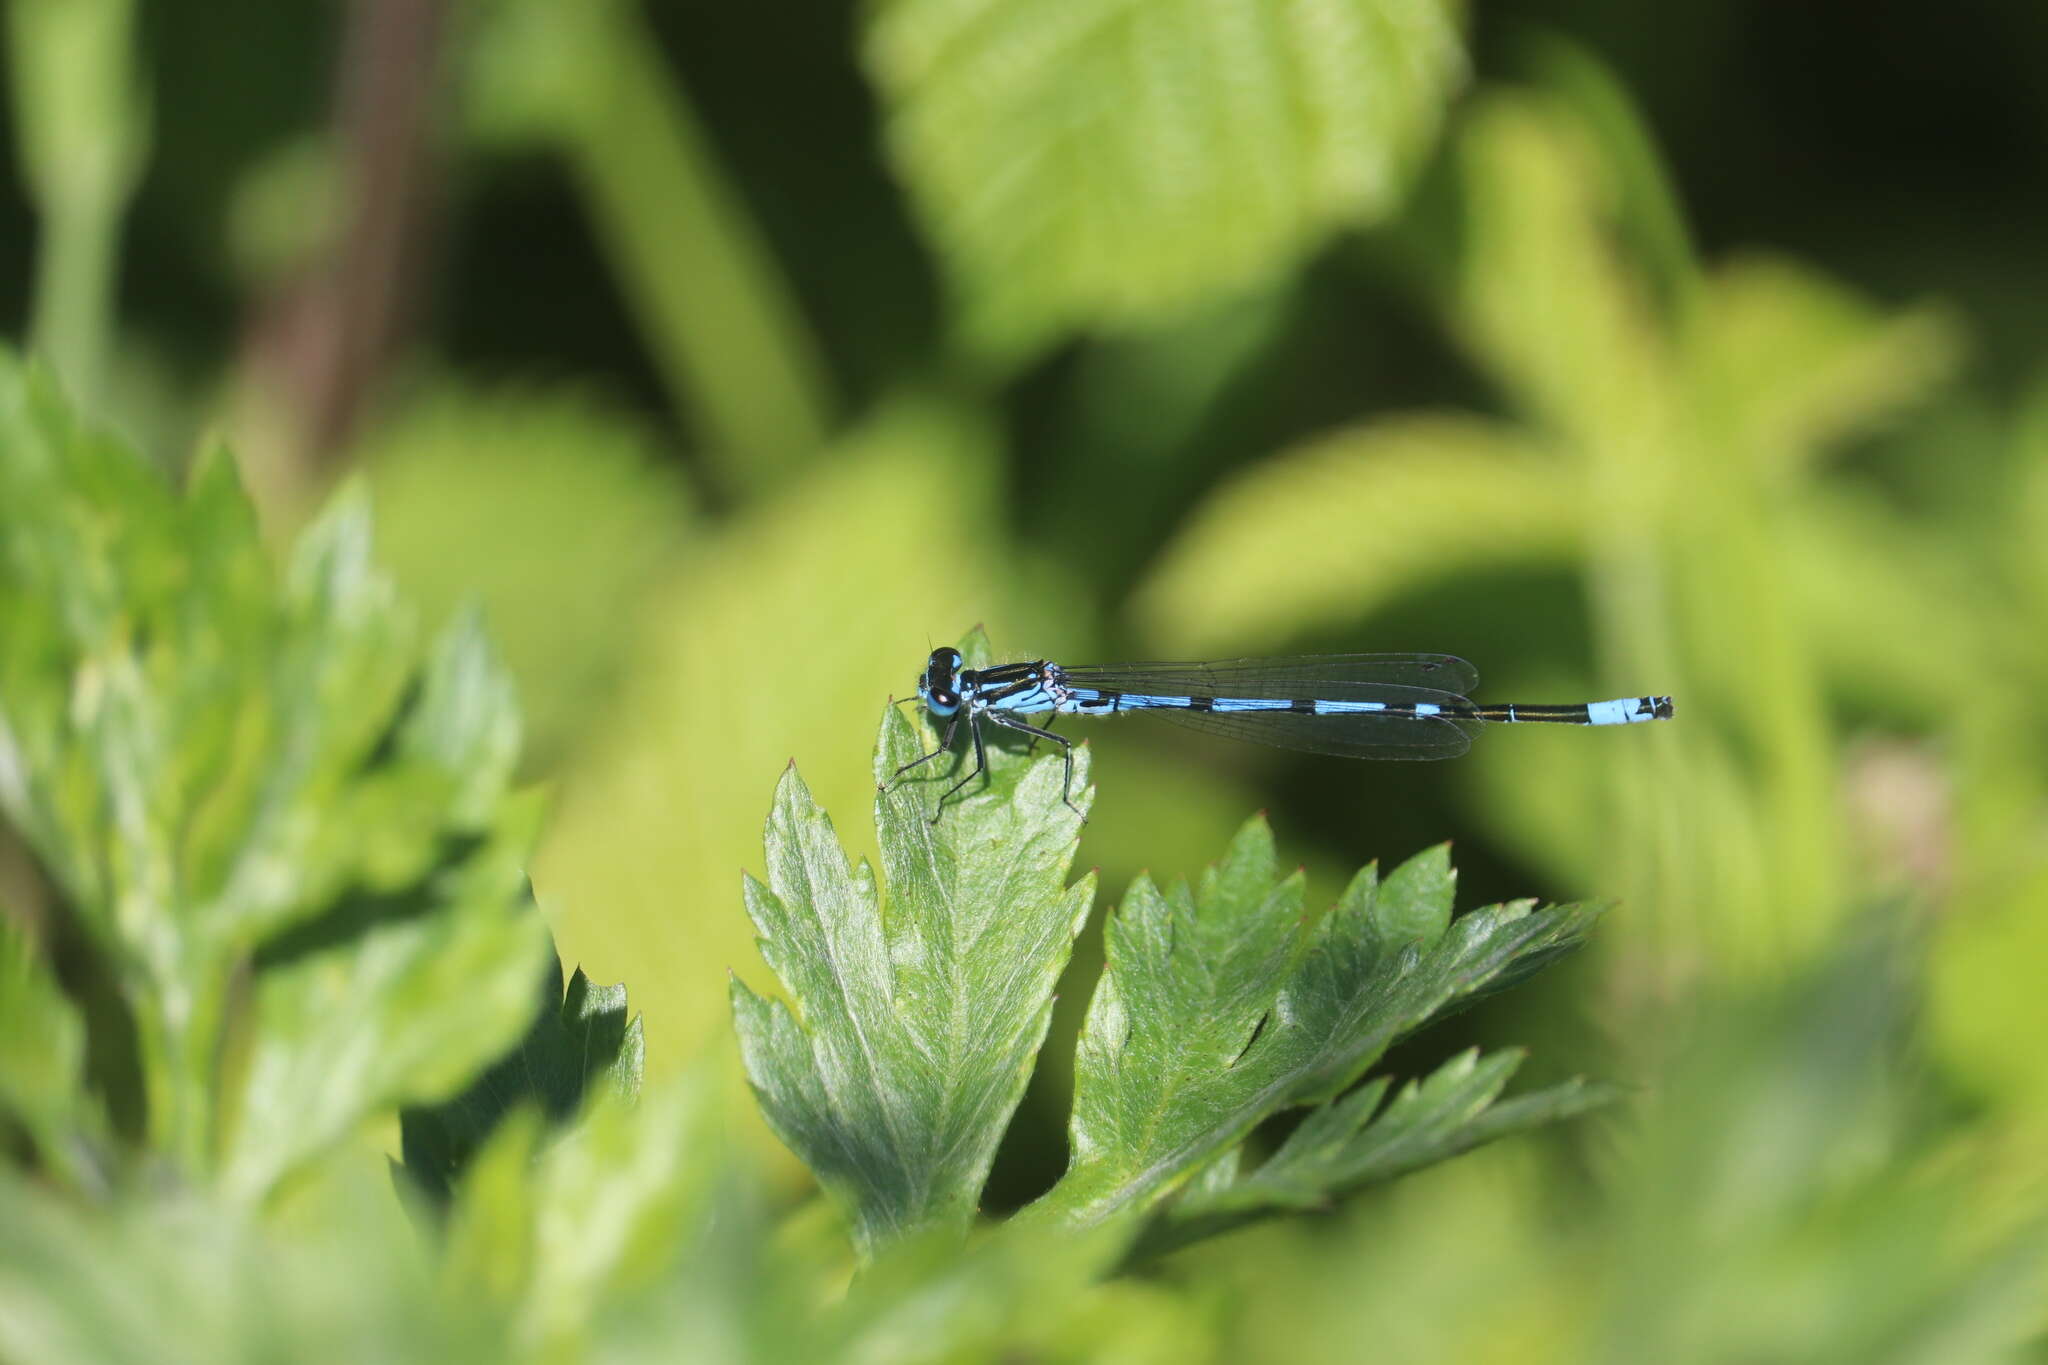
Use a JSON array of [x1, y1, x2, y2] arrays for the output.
[[0, 353, 605, 1202], [13, 0, 2048, 1352], [0, 364, 1612, 1359], [733, 632, 1611, 1264]]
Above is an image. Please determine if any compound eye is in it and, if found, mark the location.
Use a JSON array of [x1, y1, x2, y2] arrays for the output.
[[927, 687, 961, 715]]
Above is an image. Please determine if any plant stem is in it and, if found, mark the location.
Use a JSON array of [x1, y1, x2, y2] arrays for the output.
[[5, 0, 148, 405], [561, 5, 836, 497], [133, 957, 230, 1178]]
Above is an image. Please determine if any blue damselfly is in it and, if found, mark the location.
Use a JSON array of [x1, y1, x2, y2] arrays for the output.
[[891, 647, 1673, 822]]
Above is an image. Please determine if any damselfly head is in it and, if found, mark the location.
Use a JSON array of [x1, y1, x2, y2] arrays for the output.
[[919, 646, 963, 716]]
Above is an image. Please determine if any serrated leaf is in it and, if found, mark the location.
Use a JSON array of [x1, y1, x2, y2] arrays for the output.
[[534, 397, 1022, 1094], [399, 954, 643, 1202], [1142, 1047, 1612, 1256], [0, 352, 552, 1191], [731, 631, 1095, 1256], [1035, 829, 1600, 1225], [867, 0, 1466, 359], [1364, 839, 1455, 952]]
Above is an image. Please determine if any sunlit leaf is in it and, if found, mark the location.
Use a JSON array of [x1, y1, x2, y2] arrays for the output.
[[520, 1082, 725, 1354], [221, 770, 551, 1204], [867, 0, 1466, 359], [360, 383, 690, 766], [1132, 413, 1578, 652], [533, 398, 1062, 1106], [0, 354, 549, 1194], [1034, 826, 1600, 1225], [731, 632, 1096, 1256]]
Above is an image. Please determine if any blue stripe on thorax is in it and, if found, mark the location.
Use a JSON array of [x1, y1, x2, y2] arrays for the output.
[[983, 683, 1055, 713]]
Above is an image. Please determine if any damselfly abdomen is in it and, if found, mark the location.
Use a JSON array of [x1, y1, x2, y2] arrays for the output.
[[891, 647, 1672, 823]]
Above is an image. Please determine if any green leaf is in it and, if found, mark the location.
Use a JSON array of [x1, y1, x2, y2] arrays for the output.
[[730, 631, 1096, 1257], [1360, 840, 1455, 951], [400, 954, 644, 1202], [221, 794, 551, 1203], [517, 1086, 714, 1352], [358, 382, 689, 765], [433, 1073, 814, 1360], [532, 397, 1027, 1099], [0, 1163, 506, 1363], [1034, 827, 1600, 1225], [1131, 413, 1579, 653], [1691, 254, 1961, 475], [0, 353, 550, 1192], [831, 1214, 1138, 1365], [1142, 1047, 1613, 1256], [867, 0, 1466, 360], [0, 915, 93, 1175]]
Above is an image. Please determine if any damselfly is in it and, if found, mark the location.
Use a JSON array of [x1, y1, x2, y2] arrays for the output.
[[891, 647, 1673, 822]]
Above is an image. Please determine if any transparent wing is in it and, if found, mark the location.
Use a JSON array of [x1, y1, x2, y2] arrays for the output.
[[1055, 653, 1480, 701], [1148, 702, 1475, 760], [1056, 654, 1480, 761]]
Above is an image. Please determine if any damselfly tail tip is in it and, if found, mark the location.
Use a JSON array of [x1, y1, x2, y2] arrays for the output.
[[1651, 696, 1675, 720]]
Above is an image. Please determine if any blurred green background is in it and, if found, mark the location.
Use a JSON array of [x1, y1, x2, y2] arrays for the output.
[[9, 0, 2048, 1356]]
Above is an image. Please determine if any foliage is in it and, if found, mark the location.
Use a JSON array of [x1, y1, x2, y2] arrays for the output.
[[865, 0, 1467, 361], [357, 383, 691, 765], [400, 956, 644, 1203], [0, 353, 551, 1197], [460, 0, 837, 490], [730, 635, 1096, 1256], [8, 0, 2048, 1357], [5, 0, 145, 399], [0, 358, 1602, 1363], [735, 634, 1608, 1264], [1133, 71, 1972, 982], [1198, 922, 2048, 1365]]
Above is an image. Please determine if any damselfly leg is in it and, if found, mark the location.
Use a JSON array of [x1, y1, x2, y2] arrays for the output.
[[932, 710, 990, 823], [888, 712, 960, 786], [984, 710, 1082, 818]]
